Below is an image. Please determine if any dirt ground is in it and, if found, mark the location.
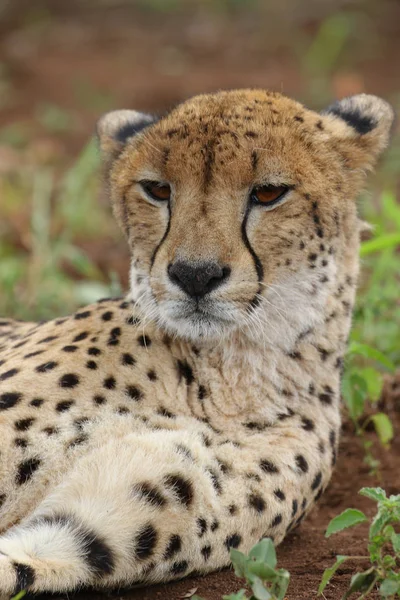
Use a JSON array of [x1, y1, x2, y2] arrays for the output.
[[1, 4, 400, 599]]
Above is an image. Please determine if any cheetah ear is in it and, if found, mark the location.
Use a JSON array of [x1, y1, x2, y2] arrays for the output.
[[96, 110, 158, 158], [321, 94, 395, 169]]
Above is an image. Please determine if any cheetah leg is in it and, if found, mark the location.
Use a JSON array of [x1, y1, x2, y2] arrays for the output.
[[0, 420, 338, 594]]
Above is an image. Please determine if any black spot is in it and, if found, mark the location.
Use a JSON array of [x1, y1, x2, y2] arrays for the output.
[[207, 468, 222, 494], [201, 545, 212, 561], [197, 517, 207, 537], [72, 331, 89, 342], [14, 562, 36, 592], [198, 385, 206, 400], [260, 459, 279, 474], [134, 482, 167, 507], [38, 335, 58, 343], [42, 426, 58, 436], [108, 327, 122, 346], [0, 493, 6, 508], [294, 115, 304, 122], [292, 499, 298, 517], [274, 489, 286, 501], [25, 350, 45, 359], [16, 457, 41, 485], [94, 394, 106, 405], [225, 533, 241, 550], [271, 514, 283, 527], [164, 534, 181, 559], [120, 353, 135, 367], [86, 360, 97, 370], [301, 417, 315, 431], [135, 523, 158, 560], [126, 316, 141, 326], [311, 471, 323, 490], [56, 400, 74, 412], [245, 421, 269, 431], [164, 474, 194, 507], [228, 504, 237, 515], [295, 454, 309, 473], [104, 376, 116, 390], [157, 406, 175, 418], [147, 369, 157, 381], [324, 101, 376, 135], [75, 311, 91, 320], [68, 433, 88, 448], [126, 385, 143, 401], [249, 493, 266, 513], [138, 334, 152, 347], [63, 345, 78, 352], [211, 520, 219, 532], [80, 528, 115, 575], [0, 368, 19, 381], [170, 560, 188, 575], [0, 391, 22, 410], [317, 347, 330, 362], [36, 361, 58, 373], [88, 347, 101, 356], [59, 373, 79, 388], [177, 360, 194, 385], [15, 418, 35, 431], [14, 438, 28, 448], [319, 389, 333, 405], [329, 429, 336, 447], [101, 311, 113, 321]]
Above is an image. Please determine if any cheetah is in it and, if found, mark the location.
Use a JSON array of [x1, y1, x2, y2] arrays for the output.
[[0, 90, 394, 596]]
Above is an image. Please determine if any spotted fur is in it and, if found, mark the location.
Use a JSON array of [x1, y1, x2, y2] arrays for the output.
[[0, 89, 394, 595]]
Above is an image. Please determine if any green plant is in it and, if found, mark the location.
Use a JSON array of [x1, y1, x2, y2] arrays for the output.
[[194, 538, 290, 600], [319, 487, 400, 598]]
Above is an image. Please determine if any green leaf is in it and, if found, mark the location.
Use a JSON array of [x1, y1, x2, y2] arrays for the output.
[[326, 509, 367, 537], [10, 592, 27, 600], [359, 487, 387, 503], [251, 576, 272, 600], [347, 342, 395, 372], [273, 569, 290, 600], [342, 568, 378, 599], [230, 549, 247, 578], [391, 532, 400, 553], [247, 560, 277, 581], [249, 538, 277, 568], [342, 373, 368, 421], [358, 367, 383, 402], [370, 511, 392, 540], [369, 413, 394, 446], [222, 591, 247, 600], [379, 578, 400, 597], [360, 233, 400, 257], [318, 555, 349, 595]]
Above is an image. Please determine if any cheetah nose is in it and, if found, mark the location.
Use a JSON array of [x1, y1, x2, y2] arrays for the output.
[[167, 261, 231, 299]]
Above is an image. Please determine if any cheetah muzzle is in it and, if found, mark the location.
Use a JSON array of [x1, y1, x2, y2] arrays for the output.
[[0, 89, 394, 596]]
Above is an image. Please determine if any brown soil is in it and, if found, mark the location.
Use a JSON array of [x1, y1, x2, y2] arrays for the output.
[[27, 373, 400, 600]]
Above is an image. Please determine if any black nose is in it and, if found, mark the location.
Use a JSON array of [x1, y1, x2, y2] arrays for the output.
[[168, 261, 231, 299]]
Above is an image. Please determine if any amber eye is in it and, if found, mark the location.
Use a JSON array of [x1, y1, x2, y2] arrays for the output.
[[251, 185, 289, 208], [140, 181, 171, 202]]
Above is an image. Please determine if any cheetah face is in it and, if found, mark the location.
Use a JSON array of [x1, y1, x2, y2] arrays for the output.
[[98, 91, 393, 344]]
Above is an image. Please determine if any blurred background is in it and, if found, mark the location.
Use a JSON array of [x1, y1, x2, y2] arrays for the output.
[[0, 0, 399, 365]]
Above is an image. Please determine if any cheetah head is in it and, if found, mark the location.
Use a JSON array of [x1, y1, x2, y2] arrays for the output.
[[98, 90, 394, 345]]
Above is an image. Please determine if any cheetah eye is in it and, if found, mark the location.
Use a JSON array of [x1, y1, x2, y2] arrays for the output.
[[250, 185, 289, 209], [140, 181, 171, 202]]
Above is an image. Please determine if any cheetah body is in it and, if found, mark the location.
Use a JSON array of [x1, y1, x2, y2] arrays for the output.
[[0, 89, 394, 595]]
